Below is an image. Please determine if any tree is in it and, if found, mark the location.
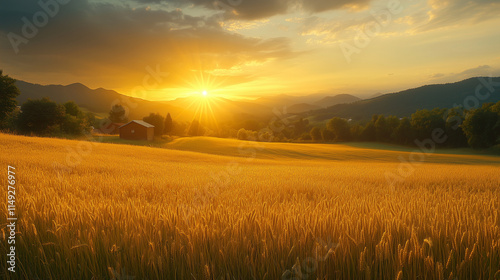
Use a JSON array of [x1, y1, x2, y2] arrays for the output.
[[350, 124, 364, 141], [143, 113, 164, 137], [310, 127, 322, 142], [62, 114, 87, 135], [0, 70, 20, 127], [360, 122, 376, 141], [393, 117, 414, 145], [445, 108, 468, 147], [188, 120, 204, 136], [411, 108, 446, 140], [64, 101, 81, 117], [109, 104, 127, 123], [462, 104, 499, 149], [293, 118, 309, 138], [386, 115, 401, 142], [374, 115, 389, 142], [18, 98, 65, 134], [237, 128, 248, 140], [321, 128, 335, 142], [164, 113, 173, 135], [327, 117, 351, 141]]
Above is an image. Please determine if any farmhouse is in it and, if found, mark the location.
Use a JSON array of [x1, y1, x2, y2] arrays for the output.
[[119, 120, 155, 141]]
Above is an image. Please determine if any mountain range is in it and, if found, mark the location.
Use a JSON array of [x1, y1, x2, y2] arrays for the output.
[[307, 77, 500, 121], [14, 77, 500, 124]]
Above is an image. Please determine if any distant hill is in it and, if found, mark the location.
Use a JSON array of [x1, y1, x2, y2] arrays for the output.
[[313, 94, 361, 108], [287, 103, 322, 114], [14, 81, 275, 122], [15, 81, 185, 120], [308, 77, 500, 121]]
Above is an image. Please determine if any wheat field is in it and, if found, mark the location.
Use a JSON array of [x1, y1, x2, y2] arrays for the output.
[[1, 133, 499, 279]]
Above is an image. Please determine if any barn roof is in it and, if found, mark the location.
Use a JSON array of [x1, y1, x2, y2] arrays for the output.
[[119, 120, 155, 128]]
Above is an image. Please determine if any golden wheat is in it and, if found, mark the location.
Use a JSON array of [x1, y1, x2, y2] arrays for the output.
[[0, 133, 499, 279]]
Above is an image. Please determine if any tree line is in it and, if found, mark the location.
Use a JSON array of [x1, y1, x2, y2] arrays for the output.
[[231, 103, 500, 150]]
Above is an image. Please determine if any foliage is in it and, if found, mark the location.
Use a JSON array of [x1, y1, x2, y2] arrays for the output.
[[327, 117, 351, 141], [164, 113, 173, 135], [0, 70, 21, 127], [237, 128, 248, 140], [108, 104, 127, 123], [63, 101, 81, 117], [18, 98, 66, 134], [462, 104, 500, 149], [321, 128, 335, 142], [310, 127, 322, 142], [143, 113, 164, 137]]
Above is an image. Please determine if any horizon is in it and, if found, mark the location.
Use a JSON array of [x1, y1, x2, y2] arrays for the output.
[[13, 74, 500, 103], [1, 0, 500, 101]]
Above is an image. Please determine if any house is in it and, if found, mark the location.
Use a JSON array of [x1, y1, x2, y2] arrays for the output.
[[119, 120, 155, 141]]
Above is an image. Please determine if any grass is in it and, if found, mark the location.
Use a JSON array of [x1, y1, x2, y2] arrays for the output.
[[1, 133, 499, 279]]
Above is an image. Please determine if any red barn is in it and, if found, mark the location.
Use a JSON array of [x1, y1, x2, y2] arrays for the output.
[[119, 120, 155, 141]]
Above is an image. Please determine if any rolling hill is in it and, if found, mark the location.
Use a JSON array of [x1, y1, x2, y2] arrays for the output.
[[14, 81, 275, 123], [308, 77, 500, 121], [15, 81, 184, 120], [313, 94, 361, 108]]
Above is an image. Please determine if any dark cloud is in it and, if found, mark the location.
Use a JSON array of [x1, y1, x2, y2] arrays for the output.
[[300, 0, 370, 13], [134, 0, 372, 20], [0, 0, 295, 91]]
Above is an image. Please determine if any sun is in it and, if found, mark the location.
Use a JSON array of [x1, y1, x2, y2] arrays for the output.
[[202, 90, 208, 96]]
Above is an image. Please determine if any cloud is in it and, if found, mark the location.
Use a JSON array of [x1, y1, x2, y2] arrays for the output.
[[300, 0, 371, 13], [0, 0, 296, 93], [429, 65, 500, 83], [416, 0, 500, 32], [134, 0, 374, 20], [459, 65, 492, 76]]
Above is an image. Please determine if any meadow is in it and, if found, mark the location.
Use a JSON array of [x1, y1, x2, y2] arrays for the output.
[[1, 133, 499, 279]]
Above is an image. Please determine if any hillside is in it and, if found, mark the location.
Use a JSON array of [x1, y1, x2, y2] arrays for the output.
[[287, 103, 322, 114], [313, 94, 361, 108], [15, 81, 184, 120], [309, 77, 500, 121], [14, 81, 275, 122]]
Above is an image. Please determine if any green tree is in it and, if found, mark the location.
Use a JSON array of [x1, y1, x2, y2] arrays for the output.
[[361, 122, 376, 141], [310, 127, 322, 142], [18, 98, 65, 135], [350, 124, 364, 141], [445, 108, 468, 147], [386, 115, 401, 142], [64, 101, 81, 117], [462, 104, 499, 149], [62, 115, 86, 135], [0, 70, 21, 127], [327, 117, 351, 141], [393, 117, 414, 145], [293, 118, 309, 138], [109, 104, 127, 123], [321, 128, 335, 142], [411, 108, 446, 140], [143, 113, 164, 137], [164, 113, 173, 135], [374, 115, 389, 142]]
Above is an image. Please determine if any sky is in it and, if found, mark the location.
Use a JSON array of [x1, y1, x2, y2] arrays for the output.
[[1, 0, 500, 101]]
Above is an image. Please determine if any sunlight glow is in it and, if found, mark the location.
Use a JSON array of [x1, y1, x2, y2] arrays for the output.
[[202, 90, 208, 96]]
